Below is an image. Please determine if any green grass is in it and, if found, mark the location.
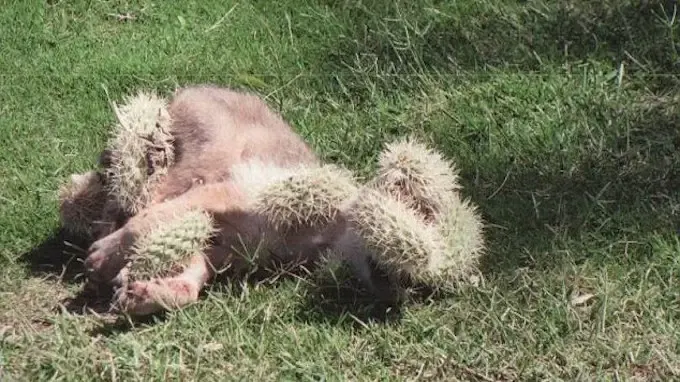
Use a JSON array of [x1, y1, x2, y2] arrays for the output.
[[2, 0, 680, 380]]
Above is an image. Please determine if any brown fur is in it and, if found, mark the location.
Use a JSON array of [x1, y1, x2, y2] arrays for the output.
[[84, 85, 378, 315]]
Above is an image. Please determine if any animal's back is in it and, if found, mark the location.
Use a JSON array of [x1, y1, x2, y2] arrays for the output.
[[155, 85, 319, 200], [170, 86, 318, 168]]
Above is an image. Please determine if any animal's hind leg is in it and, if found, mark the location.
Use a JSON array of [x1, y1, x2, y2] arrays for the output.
[[113, 252, 214, 316], [113, 239, 254, 315]]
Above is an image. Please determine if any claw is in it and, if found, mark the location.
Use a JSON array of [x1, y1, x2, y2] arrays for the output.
[[84, 229, 131, 284]]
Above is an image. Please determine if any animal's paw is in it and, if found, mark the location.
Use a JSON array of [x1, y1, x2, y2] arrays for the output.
[[112, 278, 199, 316], [84, 228, 132, 283]]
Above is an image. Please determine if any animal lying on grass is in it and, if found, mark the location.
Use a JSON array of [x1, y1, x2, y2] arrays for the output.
[[58, 85, 485, 316]]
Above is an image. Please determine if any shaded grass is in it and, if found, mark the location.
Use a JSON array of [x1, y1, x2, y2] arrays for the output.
[[1, 0, 679, 380]]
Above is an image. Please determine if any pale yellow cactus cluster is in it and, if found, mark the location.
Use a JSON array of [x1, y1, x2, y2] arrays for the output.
[[255, 164, 359, 231], [58, 90, 204, 282], [372, 137, 461, 222], [256, 136, 485, 290], [58, 90, 174, 240], [105, 91, 174, 215], [345, 188, 448, 283], [58, 89, 485, 294], [126, 209, 216, 281], [356, 137, 485, 287]]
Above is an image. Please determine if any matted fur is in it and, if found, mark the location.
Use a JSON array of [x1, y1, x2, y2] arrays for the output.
[[58, 171, 107, 238], [374, 136, 461, 222], [105, 91, 174, 215]]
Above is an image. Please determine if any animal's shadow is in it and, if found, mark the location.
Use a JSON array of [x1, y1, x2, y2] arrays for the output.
[[16, 228, 120, 317], [216, 256, 408, 328], [19, 228, 90, 284], [17, 229, 408, 333]]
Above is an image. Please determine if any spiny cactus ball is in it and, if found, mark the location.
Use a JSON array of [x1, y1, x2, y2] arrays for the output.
[[58, 171, 107, 238], [430, 195, 485, 287], [374, 136, 461, 222], [255, 164, 359, 232], [126, 209, 216, 281], [345, 188, 447, 283], [105, 91, 174, 215]]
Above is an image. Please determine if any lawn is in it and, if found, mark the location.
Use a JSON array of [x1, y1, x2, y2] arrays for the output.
[[1, 0, 679, 380]]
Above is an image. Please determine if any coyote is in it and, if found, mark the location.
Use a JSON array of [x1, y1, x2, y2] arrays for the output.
[[84, 85, 378, 315]]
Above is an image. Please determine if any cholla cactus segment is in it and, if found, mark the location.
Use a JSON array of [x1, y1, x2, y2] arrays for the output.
[[127, 209, 215, 281], [374, 136, 461, 222], [105, 91, 174, 215], [255, 164, 359, 231], [430, 195, 485, 286], [58, 171, 107, 238], [431, 197, 485, 282], [345, 188, 447, 283]]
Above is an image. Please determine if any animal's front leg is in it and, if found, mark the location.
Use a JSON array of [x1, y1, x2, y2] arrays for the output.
[[84, 227, 135, 284], [84, 181, 247, 284]]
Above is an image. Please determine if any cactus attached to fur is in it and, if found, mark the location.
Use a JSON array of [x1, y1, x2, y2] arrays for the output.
[[105, 91, 174, 215], [60, 85, 486, 304], [430, 195, 485, 287], [347, 186, 484, 288], [359, 137, 485, 287], [58, 171, 108, 238], [345, 188, 448, 283], [255, 164, 359, 231], [126, 209, 216, 281], [374, 136, 460, 222]]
